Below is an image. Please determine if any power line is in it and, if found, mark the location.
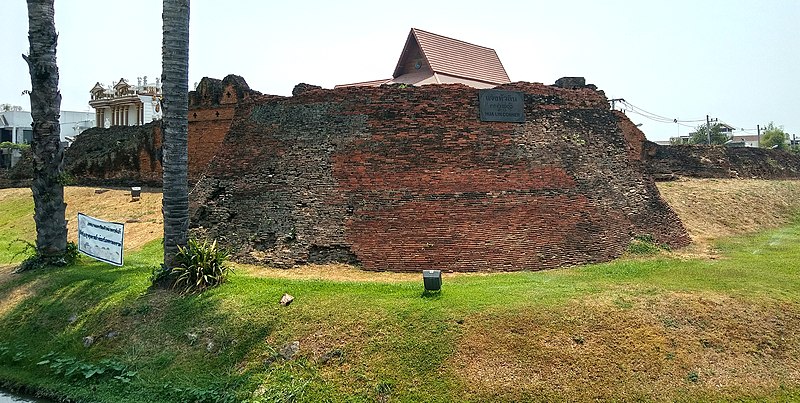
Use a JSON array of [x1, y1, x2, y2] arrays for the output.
[[615, 99, 706, 125]]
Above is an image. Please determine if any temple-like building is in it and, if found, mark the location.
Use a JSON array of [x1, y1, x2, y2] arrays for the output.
[[336, 28, 511, 89], [88, 76, 162, 128]]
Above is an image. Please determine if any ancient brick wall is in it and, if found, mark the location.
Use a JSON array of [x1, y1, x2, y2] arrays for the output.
[[644, 142, 800, 179], [0, 148, 33, 189], [65, 122, 162, 187], [190, 82, 690, 272], [65, 75, 256, 187], [187, 75, 256, 181]]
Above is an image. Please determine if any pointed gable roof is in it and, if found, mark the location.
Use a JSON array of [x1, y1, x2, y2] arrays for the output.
[[113, 78, 130, 91], [90, 82, 105, 94], [392, 28, 510, 85]]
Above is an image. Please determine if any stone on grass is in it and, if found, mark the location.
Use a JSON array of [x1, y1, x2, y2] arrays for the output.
[[319, 348, 344, 364], [279, 341, 300, 360], [280, 293, 294, 306], [83, 336, 95, 348]]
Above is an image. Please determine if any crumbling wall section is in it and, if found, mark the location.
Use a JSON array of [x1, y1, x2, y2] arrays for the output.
[[0, 148, 33, 188], [65, 74, 257, 187], [644, 142, 800, 179], [65, 122, 162, 187], [190, 82, 690, 272], [187, 75, 257, 181]]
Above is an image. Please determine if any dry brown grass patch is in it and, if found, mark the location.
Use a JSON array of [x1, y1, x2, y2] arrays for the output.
[[235, 263, 420, 283], [63, 187, 162, 251], [1, 186, 163, 252], [658, 178, 800, 256], [451, 293, 800, 401], [0, 278, 42, 318], [0, 187, 31, 204]]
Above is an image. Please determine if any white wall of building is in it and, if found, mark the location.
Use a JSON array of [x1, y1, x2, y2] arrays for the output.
[[1, 110, 95, 143], [60, 111, 95, 139], [139, 94, 162, 123]]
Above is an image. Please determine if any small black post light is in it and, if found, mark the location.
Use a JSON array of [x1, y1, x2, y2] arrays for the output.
[[131, 186, 141, 202], [423, 270, 442, 291]]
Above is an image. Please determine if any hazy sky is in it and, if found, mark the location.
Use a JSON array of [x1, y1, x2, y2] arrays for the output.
[[1, 0, 797, 141]]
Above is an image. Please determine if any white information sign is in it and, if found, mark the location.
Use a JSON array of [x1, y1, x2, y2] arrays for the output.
[[77, 213, 125, 266]]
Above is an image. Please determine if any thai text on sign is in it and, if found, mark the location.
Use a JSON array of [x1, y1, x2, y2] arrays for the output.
[[479, 89, 525, 123], [77, 213, 125, 266]]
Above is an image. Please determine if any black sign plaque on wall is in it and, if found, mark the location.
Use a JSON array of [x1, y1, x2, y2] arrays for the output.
[[479, 89, 525, 123]]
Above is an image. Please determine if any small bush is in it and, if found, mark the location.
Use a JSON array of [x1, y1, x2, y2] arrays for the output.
[[0, 141, 31, 151], [169, 238, 232, 294], [687, 371, 699, 383], [626, 234, 666, 255], [13, 240, 79, 273]]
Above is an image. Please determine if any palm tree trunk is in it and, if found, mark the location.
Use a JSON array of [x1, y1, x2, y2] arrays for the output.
[[24, 0, 67, 257], [161, 0, 190, 268]]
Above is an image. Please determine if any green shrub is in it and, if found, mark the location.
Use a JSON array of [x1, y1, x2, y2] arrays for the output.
[[13, 240, 79, 272], [626, 234, 666, 255], [169, 238, 232, 294], [0, 141, 31, 151]]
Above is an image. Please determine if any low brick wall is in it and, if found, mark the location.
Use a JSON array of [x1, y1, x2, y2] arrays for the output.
[[0, 148, 33, 189], [644, 142, 800, 179], [65, 122, 162, 187], [190, 82, 690, 272]]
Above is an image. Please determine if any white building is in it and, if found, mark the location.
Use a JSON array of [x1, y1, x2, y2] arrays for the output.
[[88, 76, 162, 128], [0, 109, 95, 168]]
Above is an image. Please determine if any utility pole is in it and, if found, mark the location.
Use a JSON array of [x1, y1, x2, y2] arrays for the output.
[[706, 115, 718, 144], [609, 98, 624, 110], [757, 124, 761, 147]]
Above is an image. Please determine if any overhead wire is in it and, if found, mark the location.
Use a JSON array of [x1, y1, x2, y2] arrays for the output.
[[616, 100, 706, 126], [616, 100, 765, 136]]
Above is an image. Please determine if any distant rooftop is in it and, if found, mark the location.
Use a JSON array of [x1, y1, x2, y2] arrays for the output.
[[336, 28, 510, 89]]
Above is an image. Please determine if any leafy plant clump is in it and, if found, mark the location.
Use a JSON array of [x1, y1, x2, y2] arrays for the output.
[[37, 352, 137, 383], [626, 234, 668, 255], [12, 240, 79, 273], [0, 141, 31, 151], [156, 238, 232, 294]]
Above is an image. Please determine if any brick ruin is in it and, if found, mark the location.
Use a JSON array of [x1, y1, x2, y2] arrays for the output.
[[20, 73, 800, 273], [644, 141, 800, 179], [188, 81, 691, 272], [65, 122, 162, 186], [64, 74, 258, 187]]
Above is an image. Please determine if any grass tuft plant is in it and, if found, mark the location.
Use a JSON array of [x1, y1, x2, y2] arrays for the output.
[[167, 238, 232, 294], [626, 234, 667, 255]]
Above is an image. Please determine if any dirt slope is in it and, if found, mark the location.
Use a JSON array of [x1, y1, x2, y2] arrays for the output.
[[2, 186, 163, 252], [656, 178, 800, 253]]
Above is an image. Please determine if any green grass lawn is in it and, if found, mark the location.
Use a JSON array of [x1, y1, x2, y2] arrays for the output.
[[0, 190, 35, 264], [1, 198, 799, 401]]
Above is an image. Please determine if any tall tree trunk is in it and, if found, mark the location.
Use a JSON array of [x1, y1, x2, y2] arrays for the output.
[[24, 0, 67, 258], [161, 0, 190, 268]]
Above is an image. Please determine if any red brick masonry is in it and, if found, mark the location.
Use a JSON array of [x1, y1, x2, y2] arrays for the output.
[[190, 82, 690, 272]]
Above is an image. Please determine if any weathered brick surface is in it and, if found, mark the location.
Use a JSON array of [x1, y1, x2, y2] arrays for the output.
[[65, 75, 256, 187], [190, 82, 690, 272], [644, 142, 800, 179], [0, 148, 33, 188], [65, 122, 162, 187]]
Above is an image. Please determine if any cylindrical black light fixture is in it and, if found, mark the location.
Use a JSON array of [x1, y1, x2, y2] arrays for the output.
[[423, 270, 442, 291]]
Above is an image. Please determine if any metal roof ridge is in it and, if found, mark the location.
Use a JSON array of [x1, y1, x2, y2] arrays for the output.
[[410, 27, 496, 52]]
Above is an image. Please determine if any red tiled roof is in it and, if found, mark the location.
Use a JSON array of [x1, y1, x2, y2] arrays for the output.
[[393, 28, 510, 85], [334, 78, 392, 88]]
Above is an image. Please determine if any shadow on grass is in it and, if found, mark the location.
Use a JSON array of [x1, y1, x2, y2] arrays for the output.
[[420, 290, 442, 299], [0, 253, 276, 402]]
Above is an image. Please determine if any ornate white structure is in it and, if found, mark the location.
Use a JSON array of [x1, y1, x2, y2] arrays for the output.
[[88, 76, 162, 127]]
